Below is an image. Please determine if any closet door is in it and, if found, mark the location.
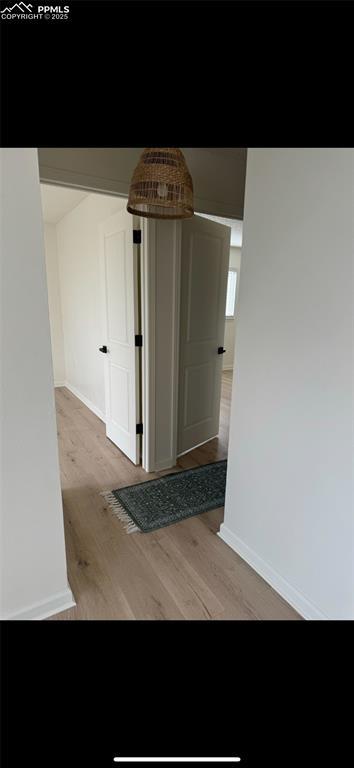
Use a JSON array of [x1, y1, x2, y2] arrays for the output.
[[178, 215, 230, 455], [100, 209, 141, 464]]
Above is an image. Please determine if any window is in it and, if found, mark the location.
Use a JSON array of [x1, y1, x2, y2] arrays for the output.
[[225, 269, 238, 318]]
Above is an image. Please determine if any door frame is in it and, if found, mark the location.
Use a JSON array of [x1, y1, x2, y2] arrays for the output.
[[39, 167, 239, 475]]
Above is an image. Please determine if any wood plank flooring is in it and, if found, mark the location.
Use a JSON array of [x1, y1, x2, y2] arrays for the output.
[[50, 371, 300, 620]]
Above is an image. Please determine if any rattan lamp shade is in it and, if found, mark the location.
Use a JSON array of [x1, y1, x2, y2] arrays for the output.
[[127, 148, 194, 219]]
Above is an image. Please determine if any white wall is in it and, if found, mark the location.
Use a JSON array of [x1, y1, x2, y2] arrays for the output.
[[220, 148, 354, 620], [44, 223, 65, 385], [0, 149, 73, 620], [38, 148, 247, 220], [55, 193, 125, 417], [223, 246, 242, 370]]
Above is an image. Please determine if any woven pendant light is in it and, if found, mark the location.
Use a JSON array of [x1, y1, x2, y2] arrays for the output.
[[127, 148, 194, 219]]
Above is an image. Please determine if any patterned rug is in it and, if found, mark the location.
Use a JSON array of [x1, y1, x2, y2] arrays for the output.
[[100, 460, 227, 533]]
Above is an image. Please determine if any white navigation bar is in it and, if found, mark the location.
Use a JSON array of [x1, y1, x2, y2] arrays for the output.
[[114, 757, 241, 763]]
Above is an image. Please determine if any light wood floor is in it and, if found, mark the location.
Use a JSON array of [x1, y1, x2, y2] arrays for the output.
[[50, 371, 300, 620]]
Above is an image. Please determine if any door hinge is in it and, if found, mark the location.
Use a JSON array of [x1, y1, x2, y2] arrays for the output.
[[133, 229, 142, 245], [135, 334, 143, 347], [136, 423, 143, 435]]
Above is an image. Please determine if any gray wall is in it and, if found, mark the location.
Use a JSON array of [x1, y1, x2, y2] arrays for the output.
[[142, 219, 181, 472]]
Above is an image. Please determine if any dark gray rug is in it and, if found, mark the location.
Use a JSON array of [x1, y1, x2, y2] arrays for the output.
[[101, 460, 227, 533]]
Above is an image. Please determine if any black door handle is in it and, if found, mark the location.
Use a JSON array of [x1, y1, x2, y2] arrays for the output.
[[99, 345, 108, 353], [218, 347, 226, 354]]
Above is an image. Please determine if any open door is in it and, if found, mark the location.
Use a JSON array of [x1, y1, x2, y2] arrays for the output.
[[100, 209, 141, 465], [178, 214, 231, 456]]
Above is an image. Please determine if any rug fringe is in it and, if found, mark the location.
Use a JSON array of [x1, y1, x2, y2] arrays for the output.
[[100, 491, 140, 534]]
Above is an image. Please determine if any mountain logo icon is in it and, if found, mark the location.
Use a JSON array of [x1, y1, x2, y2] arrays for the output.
[[1, 2, 33, 13]]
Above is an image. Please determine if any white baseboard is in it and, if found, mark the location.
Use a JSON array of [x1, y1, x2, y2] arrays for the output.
[[2, 586, 76, 621], [54, 381, 66, 387], [64, 381, 105, 422], [218, 524, 328, 620]]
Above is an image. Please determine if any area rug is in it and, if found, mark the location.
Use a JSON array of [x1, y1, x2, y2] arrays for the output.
[[100, 459, 227, 534]]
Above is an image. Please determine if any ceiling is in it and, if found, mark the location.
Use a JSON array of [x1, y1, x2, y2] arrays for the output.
[[196, 212, 243, 247], [204, 148, 247, 161], [40, 184, 89, 223], [40, 183, 242, 246]]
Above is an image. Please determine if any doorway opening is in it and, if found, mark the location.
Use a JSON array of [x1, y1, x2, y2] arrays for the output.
[[41, 182, 243, 487], [41, 183, 145, 464], [41, 181, 244, 618]]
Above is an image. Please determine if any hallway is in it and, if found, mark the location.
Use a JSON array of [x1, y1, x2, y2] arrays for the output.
[[50, 372, 299, 620]]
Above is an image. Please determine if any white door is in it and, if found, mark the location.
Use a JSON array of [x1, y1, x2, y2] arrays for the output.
[[178, 215, 231, 456], [100, 209, 141, 465]]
